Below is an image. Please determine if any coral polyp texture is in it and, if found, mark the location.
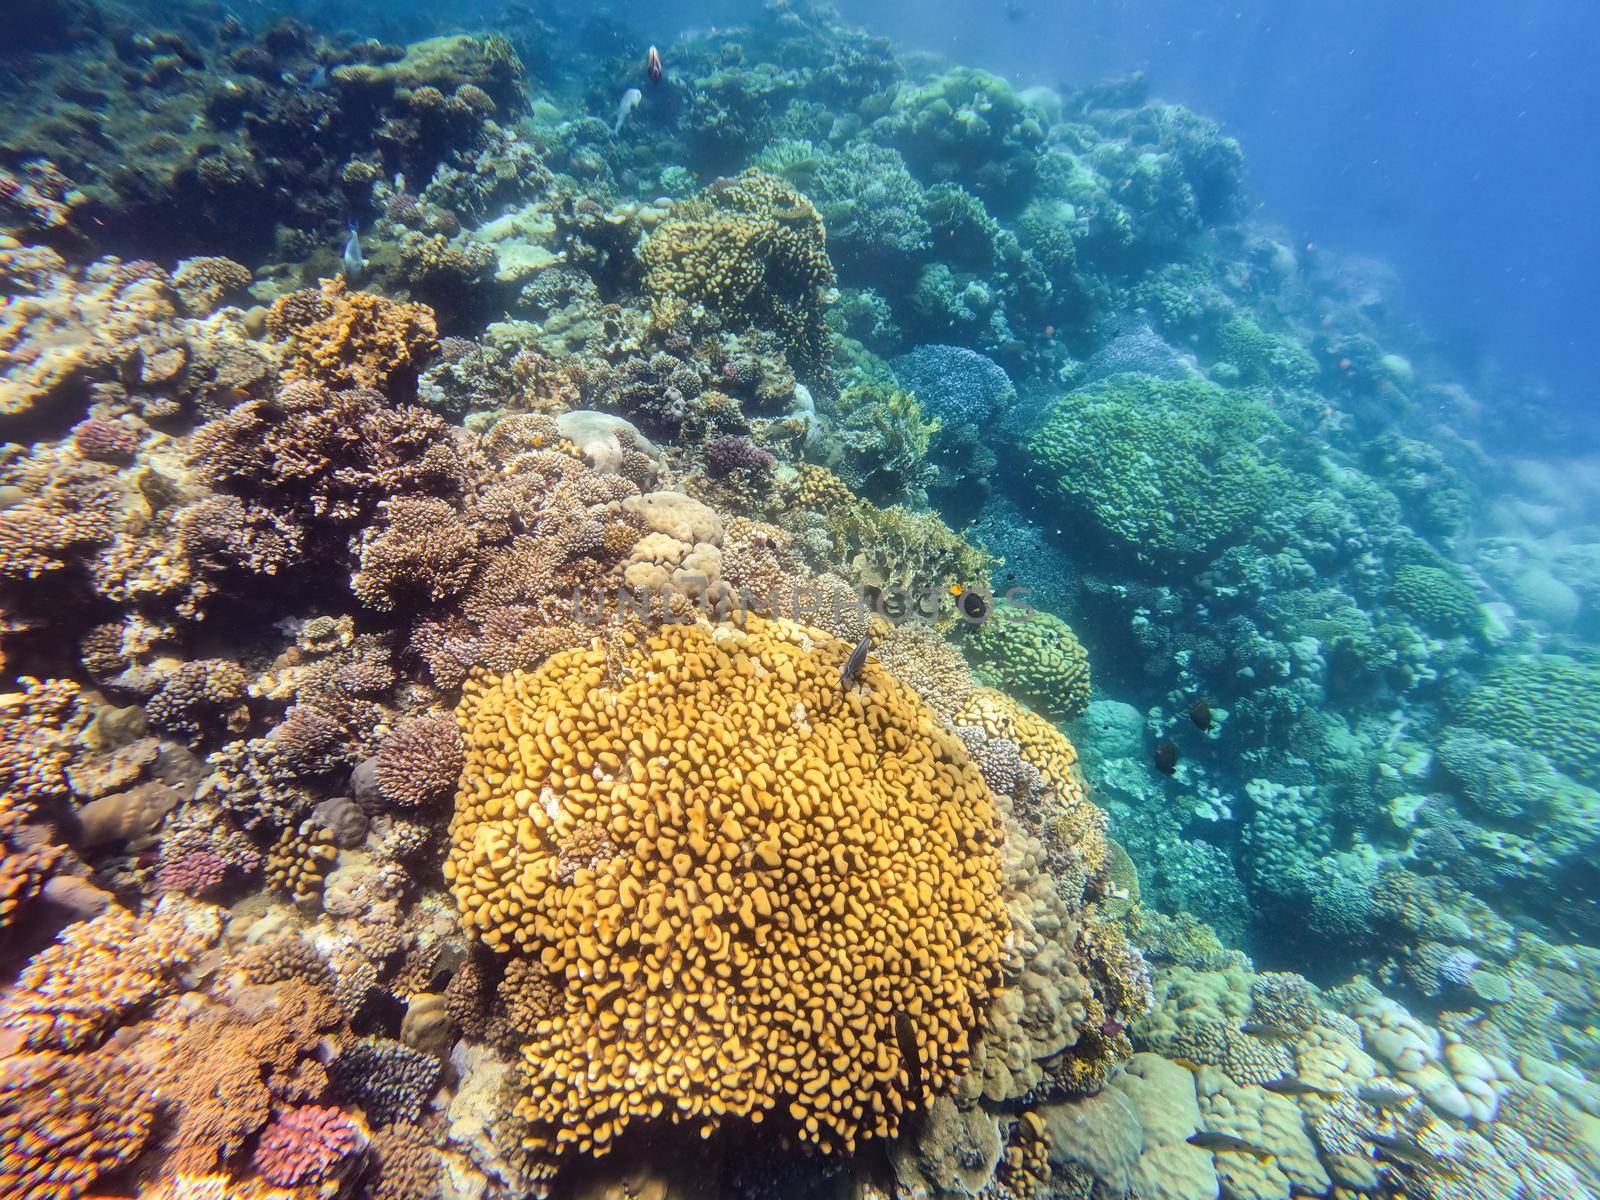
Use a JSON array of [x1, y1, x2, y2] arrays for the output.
[[445, 616, 1008, 1173], [0, 2, 1595, 1200], [642, 170, 835, 373]]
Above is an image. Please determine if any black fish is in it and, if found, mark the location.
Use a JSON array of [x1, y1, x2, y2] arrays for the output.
[[1261, 1076, 1342, 1099], [840, 631, 872, 685], [1190, 698, 1213, 731], [894, 1011, 923, 1094], [958, 589, 988, 621], [1154, 740, 1178, 776]]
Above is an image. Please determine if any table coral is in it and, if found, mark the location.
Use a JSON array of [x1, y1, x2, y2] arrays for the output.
[[266, 278, 438, 392], [445, 616, 1008, 1176], [642, 170, 835, 372]]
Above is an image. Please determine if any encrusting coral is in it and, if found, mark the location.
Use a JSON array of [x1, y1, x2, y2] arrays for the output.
[[446, 616, 1009, 1175]]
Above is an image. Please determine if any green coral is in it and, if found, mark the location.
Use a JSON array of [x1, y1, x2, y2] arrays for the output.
[[962, 604, 1092, 722], [820, 373, 940, 505], [1460, 655, 1600, 785], [1389, 563, 1481, 638], [870, 67, 1043, 211], [829, 500, 993, 598], [1026, 373, 1294, 568], [1436, 727, 1598, 822]]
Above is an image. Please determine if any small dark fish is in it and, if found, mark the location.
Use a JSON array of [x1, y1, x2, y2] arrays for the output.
[[894, 1011, 923, 1094], [1365, 1130, 1460, 1177], [1239, 1021, 1294, 1041], [1153, 740, 1178, 776], [1261, 1076, 1342, 1099], [840, 631, 872, 685], [646, 44, 663, 85], [1186, 1131, 1275, 1162], [1189, 697, 1213, 731], [957, 588, 988, 622]]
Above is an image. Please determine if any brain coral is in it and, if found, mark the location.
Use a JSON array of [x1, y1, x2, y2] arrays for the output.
[[963, 605, 1092, 723], [445, 616, 1008, 1176], [642, 170, 835, 372]]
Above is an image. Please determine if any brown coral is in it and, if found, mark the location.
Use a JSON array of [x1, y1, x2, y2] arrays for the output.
[[374, 712, 464, 809], [0, 895, 221, 1051], [0, 1051, 155, 1200], [267, 277, 438, 392], [445, 616, 1008, 1176], [642, 170, 835, 372], [351, 496, 480, 611]]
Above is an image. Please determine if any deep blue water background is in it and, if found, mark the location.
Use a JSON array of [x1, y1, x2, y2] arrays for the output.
[[832, 0, 1600, 420]]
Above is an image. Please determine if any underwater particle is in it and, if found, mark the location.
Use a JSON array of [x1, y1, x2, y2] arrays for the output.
[[445, 616, 1008, 1178], [1153, 740, 1178, 776], [1189, 698, 1213, 731]]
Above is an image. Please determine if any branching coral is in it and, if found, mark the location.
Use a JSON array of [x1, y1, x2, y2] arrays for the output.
[[0, 896, 221, 1051], [642, 170, 835, 372], [266, 278, 438, 392], [0, 1051, 156, 1200], [446, 616, 1008, 1176]]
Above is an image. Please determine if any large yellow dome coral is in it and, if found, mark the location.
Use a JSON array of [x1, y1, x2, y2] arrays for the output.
[[445, 616, 1008, 1176]]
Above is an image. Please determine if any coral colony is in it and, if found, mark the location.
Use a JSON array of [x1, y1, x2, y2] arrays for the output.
[[0, 3, 1596, 1200]]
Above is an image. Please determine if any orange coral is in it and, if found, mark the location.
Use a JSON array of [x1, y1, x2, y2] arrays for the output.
[[0, 896, 221, 1051], [446, 616, 1008, 1175], [0, 1051, 155, 1200], [267, 278, 437, 392]]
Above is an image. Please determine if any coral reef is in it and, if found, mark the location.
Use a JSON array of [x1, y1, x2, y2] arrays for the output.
[[447, 617, 1008, 1175]]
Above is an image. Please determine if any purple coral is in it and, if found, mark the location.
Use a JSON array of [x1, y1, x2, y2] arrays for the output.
[[253, 1105, 366, 1186], [155, 849, 228, 897], [705, 436, 776, 478], [374, 713, 464, 809], [71, 418, 139, 464]]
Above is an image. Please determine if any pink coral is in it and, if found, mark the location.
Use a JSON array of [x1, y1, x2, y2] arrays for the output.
[[71, 418, 139, 464], [252, 1104, 366, 1186]]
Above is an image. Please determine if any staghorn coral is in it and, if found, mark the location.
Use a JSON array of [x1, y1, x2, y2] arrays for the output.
[[642, 170, 835, 372], [267, 278, 437, 392], [142, 658, 249, 742], [0, 1051, 155, 1200], [446, 616, 1008, 1176], [190, 377, 463, 528], [351, 496, 480, 612], [0, 895, 221, 1051]]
